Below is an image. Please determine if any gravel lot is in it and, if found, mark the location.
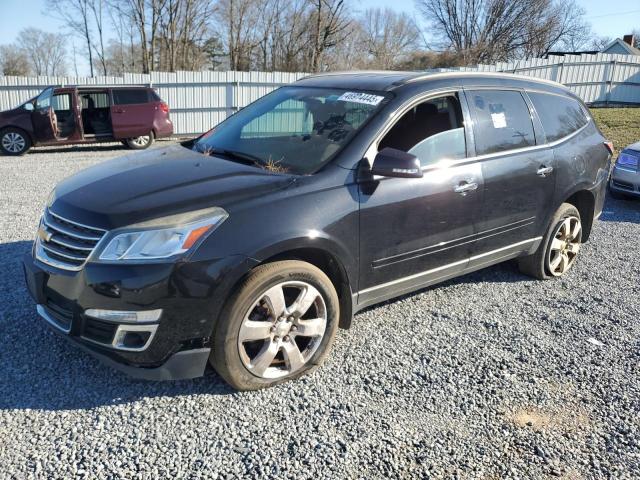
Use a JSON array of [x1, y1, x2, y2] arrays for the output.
[[1, 142, 639, 479]]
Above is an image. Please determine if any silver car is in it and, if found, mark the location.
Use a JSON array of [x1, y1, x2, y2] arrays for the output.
[[609, 142, 640, 199]]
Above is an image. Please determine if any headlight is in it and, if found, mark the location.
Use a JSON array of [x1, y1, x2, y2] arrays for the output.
[[98, 208, 228, 261], [616, 152, 639, 169]]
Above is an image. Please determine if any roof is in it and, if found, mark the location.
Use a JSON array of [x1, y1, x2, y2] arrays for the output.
[[601, 38, 640, 56], [54, 84, 151, 89], [295, 70, 568, 93]]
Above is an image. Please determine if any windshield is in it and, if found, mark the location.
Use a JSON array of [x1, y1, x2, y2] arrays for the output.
[[192, 86, 390, 175]]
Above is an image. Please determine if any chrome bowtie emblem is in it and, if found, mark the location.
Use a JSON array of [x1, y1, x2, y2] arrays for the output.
[[38, 227, 53, 243]]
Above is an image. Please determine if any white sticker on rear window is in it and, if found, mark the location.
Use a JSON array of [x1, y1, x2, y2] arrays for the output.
[[337, 92, 385, 106], [491, 112, 507, 129]]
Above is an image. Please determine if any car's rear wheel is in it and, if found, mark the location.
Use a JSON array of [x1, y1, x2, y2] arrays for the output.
[[124, 132, 154, 150], [210, 260, 339, 390], [1, 128, 31, 156], [518, 203, 582, 280]]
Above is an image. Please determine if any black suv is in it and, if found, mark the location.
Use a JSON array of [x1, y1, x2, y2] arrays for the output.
[[23, 72, 611, 390]]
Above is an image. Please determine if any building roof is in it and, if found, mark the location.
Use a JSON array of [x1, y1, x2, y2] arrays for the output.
[[601, 38, 640, 56]]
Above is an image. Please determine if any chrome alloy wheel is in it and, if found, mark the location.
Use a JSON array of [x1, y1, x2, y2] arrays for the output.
[[2, 132, 26, 153], [238, 281, 327, 379], [130, 135, 151, 147], [547, 216, 581, 276]]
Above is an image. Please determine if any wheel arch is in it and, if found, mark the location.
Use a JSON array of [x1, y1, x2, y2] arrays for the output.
[[0, 125, 34, 145], [257, 246, 355, 330], [563, 189, 595, 242]]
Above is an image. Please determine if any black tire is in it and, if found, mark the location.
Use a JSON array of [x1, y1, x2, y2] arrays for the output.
[[124, 132, 154, 150], [518, 203, 582, 280], [210, 260, 339, 390], [0, 127, 31, 156]]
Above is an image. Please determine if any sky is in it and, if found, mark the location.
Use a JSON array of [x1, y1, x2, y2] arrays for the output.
[[0, 0, 638, 75]]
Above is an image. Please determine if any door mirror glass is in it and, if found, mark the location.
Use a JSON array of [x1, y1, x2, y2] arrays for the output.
[[23, 102, 34, 112], [371, 147, 422, 178]]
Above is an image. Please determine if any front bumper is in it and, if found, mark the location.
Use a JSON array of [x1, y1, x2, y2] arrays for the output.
[[23, 250, 255, 380], [610, 165, 640, 197]]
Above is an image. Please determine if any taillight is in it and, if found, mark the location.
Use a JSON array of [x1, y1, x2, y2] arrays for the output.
[[159, 102, 170, 113], [604, 141, 614, 155]]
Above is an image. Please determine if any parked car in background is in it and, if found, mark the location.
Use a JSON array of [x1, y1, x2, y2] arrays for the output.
[[23, 72, 611, 390], [0, 86, 173, 155], [609, 142, 640, 199]]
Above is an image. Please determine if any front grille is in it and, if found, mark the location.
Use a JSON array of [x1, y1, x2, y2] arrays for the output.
[[82, 317, 118, 345], [36, 208, 107, 271], [612, 180, 635, 191]]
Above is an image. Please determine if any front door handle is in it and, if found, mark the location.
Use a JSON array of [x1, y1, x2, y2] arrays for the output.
[[454, 181, 478, 195], [537, 165, 554, 177]]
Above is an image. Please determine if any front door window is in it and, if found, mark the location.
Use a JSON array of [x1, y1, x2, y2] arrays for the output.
[[379, 94, 467, 167]]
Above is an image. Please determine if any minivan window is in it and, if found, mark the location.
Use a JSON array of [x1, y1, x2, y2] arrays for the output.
[[527, 92, 588, 143], [52, 93, 71, 111], [112, 89, 149, 105], [81, 92, 110, 109], [379, 94, 466, 167], [468, 90, 535, 156], [193, 86, 390, 175]]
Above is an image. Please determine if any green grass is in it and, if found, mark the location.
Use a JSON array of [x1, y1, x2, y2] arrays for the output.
[[590, 108, 640, 157]]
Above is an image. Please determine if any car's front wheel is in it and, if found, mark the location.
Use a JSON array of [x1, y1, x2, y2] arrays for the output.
[[124, 132, 154, 150], [211, 260, 339, 390], [518, 203, 582, 280], [1, 128, 31, 156]]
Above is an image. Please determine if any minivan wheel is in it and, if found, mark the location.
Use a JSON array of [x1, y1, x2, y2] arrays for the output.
[[518, 203, 582, 280], [124, 132, 154, 150], [211, 260, 339, 390], [1, 128, 31, 156]]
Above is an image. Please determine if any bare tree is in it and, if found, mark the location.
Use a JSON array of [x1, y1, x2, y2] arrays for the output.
[[589, 36, 613, 51], [307, 0, 351, 72], [0, 46, 32, 76], [416, 0, 591, 64], [17, 28, 68, 75], [47, 0, 99, 76], [360, 8, 420, 69]]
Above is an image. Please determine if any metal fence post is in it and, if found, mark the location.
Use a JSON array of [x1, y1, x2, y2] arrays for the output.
[[606, 60, 617, 106]]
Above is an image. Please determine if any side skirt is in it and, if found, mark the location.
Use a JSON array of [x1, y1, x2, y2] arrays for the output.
[[355, 237, 541, 312]]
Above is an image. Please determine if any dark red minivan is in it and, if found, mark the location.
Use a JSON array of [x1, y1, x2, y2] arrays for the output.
[[0, 86, 173, 155]]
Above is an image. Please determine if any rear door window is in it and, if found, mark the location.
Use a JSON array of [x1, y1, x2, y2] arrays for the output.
[[527, 92, 588, 143], [112, 89, 149, 105], [467, 90, 535, 156]]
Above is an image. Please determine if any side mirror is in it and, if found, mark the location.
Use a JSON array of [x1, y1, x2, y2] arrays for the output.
[[23, 103, 34, 112], [371, 147, 422, 178]]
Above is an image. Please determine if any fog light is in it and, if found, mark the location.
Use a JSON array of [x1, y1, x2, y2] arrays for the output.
[[85, 309, 162, 324], [112, 324, 159, 352]]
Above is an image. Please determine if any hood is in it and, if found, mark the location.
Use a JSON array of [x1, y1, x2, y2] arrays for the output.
[[50, 144, 295, 230], [625, 141, 640, 153]]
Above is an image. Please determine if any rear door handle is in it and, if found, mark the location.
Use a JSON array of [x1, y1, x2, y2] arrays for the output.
[[114, 108, 125, 114], [537, 166, 554, 177], [454, 181, 478, 195]]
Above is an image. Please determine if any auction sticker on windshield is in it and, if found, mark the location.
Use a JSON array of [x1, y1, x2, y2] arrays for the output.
[[337, 92, 385, 106]]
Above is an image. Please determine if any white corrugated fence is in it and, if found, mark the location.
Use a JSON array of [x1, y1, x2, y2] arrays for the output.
[[0, 53, 638, 136], [429, 52, 640, 106]]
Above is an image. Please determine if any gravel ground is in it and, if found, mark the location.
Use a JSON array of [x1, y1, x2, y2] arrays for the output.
[[0, 142, 639, 479]]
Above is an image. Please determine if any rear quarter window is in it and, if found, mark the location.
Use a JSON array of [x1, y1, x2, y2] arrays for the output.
[[467, 90, 536, 156], [112, 89, 150, 105], [527, 92, 588, 143]]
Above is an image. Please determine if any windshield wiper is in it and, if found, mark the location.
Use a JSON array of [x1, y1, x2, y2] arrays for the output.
[[194, 144, 264, 167]]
